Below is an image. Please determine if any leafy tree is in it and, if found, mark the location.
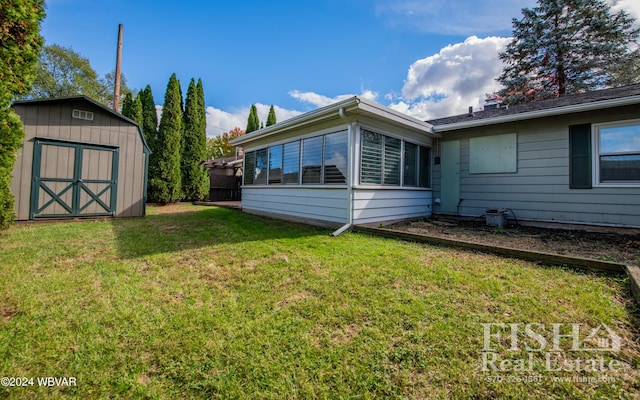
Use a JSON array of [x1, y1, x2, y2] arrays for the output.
[[0, 0, 45, 230], [266, 105, 277, 126], [246, 104, 260, 133], [25, 44, 132, 108], [148, 74, 183, 203], [181, 78, 208, 201], [206, 127, 245, 159], [498, 0, 640, 104]]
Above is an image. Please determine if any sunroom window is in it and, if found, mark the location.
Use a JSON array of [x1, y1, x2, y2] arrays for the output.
[[361, 130, 430, 188], [595, 120, 640, 185]]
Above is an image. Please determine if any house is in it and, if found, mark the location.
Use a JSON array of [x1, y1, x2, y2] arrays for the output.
[[233, 84, 640, 230], [11, 96, 150, 220], [203, 155, 243, 201], [231, 97, 437, 231], [428, 84, 640, 228]]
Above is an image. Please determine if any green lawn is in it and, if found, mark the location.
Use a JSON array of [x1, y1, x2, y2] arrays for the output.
[[0, 204, 638, 399]]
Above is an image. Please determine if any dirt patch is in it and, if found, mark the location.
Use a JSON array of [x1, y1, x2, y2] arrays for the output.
[[385, 217, 640, 266]]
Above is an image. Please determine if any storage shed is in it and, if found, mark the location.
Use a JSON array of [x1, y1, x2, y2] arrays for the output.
[[11, 96, 150, 220]]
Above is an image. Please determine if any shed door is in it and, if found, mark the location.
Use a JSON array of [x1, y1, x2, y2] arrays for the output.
[[31, 140, 118, 219]]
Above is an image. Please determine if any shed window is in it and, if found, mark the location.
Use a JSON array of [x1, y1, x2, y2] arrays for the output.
[[72, 109, 94, 121], [595, 120, 640, 185]]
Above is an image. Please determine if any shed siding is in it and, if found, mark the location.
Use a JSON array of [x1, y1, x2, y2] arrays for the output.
[[242, 187, 349, 226], [11, 100, 147, 220], [434, 106, 640, 227], [353, 189, 432, 224]]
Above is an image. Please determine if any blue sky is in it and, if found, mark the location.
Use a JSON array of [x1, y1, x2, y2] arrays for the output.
[[41, 0, 639, 137]]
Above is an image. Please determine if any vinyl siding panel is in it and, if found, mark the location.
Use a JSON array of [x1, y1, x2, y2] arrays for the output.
[[353, 189, 432, 224], [242, 187, 349, 226], [434, 105, 640, 227]]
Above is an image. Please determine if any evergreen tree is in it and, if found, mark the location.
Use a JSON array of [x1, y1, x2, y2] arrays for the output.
[[121, 92, 133, 116], [498, 0, 640, 104], [0, 0, 45, 230], [148, 74, 183, 203], [139, 85, 158, 150], [130, 93, 144, 127], [266, 105, 277, 126], [246, 104, 260, 133], [181, 78, 208, 201]]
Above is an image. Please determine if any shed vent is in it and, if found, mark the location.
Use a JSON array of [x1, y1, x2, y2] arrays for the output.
[[72, 109, 94, 121]]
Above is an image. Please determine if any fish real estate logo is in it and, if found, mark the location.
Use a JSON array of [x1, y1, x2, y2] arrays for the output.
[[480, 323, 627, 375]]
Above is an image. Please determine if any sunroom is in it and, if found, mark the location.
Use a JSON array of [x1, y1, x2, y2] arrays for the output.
[[231, 96, 438, 230]]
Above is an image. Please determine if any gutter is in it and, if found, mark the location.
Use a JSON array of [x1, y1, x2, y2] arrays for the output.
[[331, 107, 355, 236], [433, 95, 640, 132]]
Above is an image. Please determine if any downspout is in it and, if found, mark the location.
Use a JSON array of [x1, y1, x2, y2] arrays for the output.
[[331, 107, 354, 236]]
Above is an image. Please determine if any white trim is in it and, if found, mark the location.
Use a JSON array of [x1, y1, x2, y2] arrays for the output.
[[592, 118, 640, 188], [231, 96, 436, 146]]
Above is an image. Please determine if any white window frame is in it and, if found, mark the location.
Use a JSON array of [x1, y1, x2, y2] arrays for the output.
[[593, 119, 640, 187]]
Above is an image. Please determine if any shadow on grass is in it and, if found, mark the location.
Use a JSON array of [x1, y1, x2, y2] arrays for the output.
[[110, 206, 330, 259]]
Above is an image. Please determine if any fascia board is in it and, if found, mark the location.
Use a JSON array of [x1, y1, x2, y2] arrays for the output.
[[433, 96, 640, 132], [230, 97, 360, 145]]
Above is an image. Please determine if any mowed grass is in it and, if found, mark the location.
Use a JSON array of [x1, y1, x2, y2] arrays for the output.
[[0, 203, 638, 399]]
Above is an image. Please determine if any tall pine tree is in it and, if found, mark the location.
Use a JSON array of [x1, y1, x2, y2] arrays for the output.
[[121, 92, 133, 116], [130, 93, 144, 127], [139, 85, 158, 151], [266, 105, 277, 126], [246, 104, 260, 133], [181, 78, 209, 201], [0, 0, 45, 230], [498, 0, 640, 104], [148, 74, 183, 203]]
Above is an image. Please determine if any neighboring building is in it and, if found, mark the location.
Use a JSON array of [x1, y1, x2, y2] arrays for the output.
[[203, 156, 243, 201], [231, 96, 437, 228], [429, 84, 640, 228], [11, 96, 150, 220], [232, 85, 640, 229]]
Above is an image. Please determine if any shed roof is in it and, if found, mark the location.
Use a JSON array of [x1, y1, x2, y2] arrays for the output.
[[428, 84, 640, 132], [13, 95, 151, 153]]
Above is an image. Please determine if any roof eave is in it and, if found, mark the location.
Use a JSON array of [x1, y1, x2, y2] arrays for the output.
[[230, 97, 361, 146], [231, 96, 437, 146], [433, 95, 640, 132]]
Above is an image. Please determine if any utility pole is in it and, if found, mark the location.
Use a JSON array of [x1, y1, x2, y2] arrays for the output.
[[113, 24, 123, 112]]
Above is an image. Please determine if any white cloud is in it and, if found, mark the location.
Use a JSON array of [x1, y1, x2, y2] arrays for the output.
[[389, 36, 511, 120], [609, 0, 640, 26], [205, 103, 302, 138], [289, 89, 378, 108]]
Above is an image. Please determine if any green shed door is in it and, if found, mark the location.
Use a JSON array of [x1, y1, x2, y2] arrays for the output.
[[31, 140, 118, 219]]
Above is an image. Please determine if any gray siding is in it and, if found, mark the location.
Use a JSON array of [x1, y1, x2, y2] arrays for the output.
[[353, 189, 432, 224], [433, 106, 640, 227], [242, 187, 349, 226], [11, 100, 147, 220]]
